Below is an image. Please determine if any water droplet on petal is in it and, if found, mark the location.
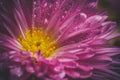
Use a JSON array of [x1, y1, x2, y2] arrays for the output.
[[65, 11, 67, 14], [44, 18, 48, 24], [62, 15, 65, 19], [9, 51, 16, 54], [33, 14, 36, 18], [80, 13, 87, 19], [33, 1, 37, 5], [44, 3, 47, 7], [56, 1, 59, 5], [95, 16, 102, 21], [74, 26, 79, 31]]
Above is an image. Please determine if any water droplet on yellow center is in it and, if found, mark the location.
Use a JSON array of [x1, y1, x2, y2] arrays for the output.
[[17, 27, 56, 58]]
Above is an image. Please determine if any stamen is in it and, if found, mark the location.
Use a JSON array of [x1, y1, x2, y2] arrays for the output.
[[18, 27, 56, 58]]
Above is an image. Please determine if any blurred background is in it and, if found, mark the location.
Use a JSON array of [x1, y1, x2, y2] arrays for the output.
[[98, 0, 120, 47], [99, 0, 120, 26]]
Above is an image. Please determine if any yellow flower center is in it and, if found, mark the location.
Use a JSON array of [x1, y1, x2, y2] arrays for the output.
[[17, 27, 56, 58]]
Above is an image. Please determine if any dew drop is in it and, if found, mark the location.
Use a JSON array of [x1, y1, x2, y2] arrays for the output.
[[95, 16, 102, 21], [33, 14, 36, 18], [33, 0, 40, 7], [44, 3, 47, 7], [80, 13, 87, 19], [74, 26, 79, 31], [33, 1, 37, 5], [65, 11, 67, 14], [62, 15, 65, 19], [44, 18, 48, 24], [9, 51, 16, 54], [56, 1, 59, 5]]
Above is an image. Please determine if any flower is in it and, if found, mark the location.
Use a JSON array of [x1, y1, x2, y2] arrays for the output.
[[0, 0, 120, 80]]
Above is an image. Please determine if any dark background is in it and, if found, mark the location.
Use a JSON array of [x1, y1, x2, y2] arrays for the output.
[[99, 0, 120, 26], [99, 0, 120, 47]]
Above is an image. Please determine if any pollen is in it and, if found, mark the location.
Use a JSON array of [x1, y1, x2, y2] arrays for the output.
[[17, 27, 56, 58]]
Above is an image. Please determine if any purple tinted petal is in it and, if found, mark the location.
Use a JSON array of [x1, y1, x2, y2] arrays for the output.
[[10, 66, 23, 77], [0, 33, 20, 51]]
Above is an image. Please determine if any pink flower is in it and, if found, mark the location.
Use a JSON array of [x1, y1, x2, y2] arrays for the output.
[[0, 0, 120, 80]]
